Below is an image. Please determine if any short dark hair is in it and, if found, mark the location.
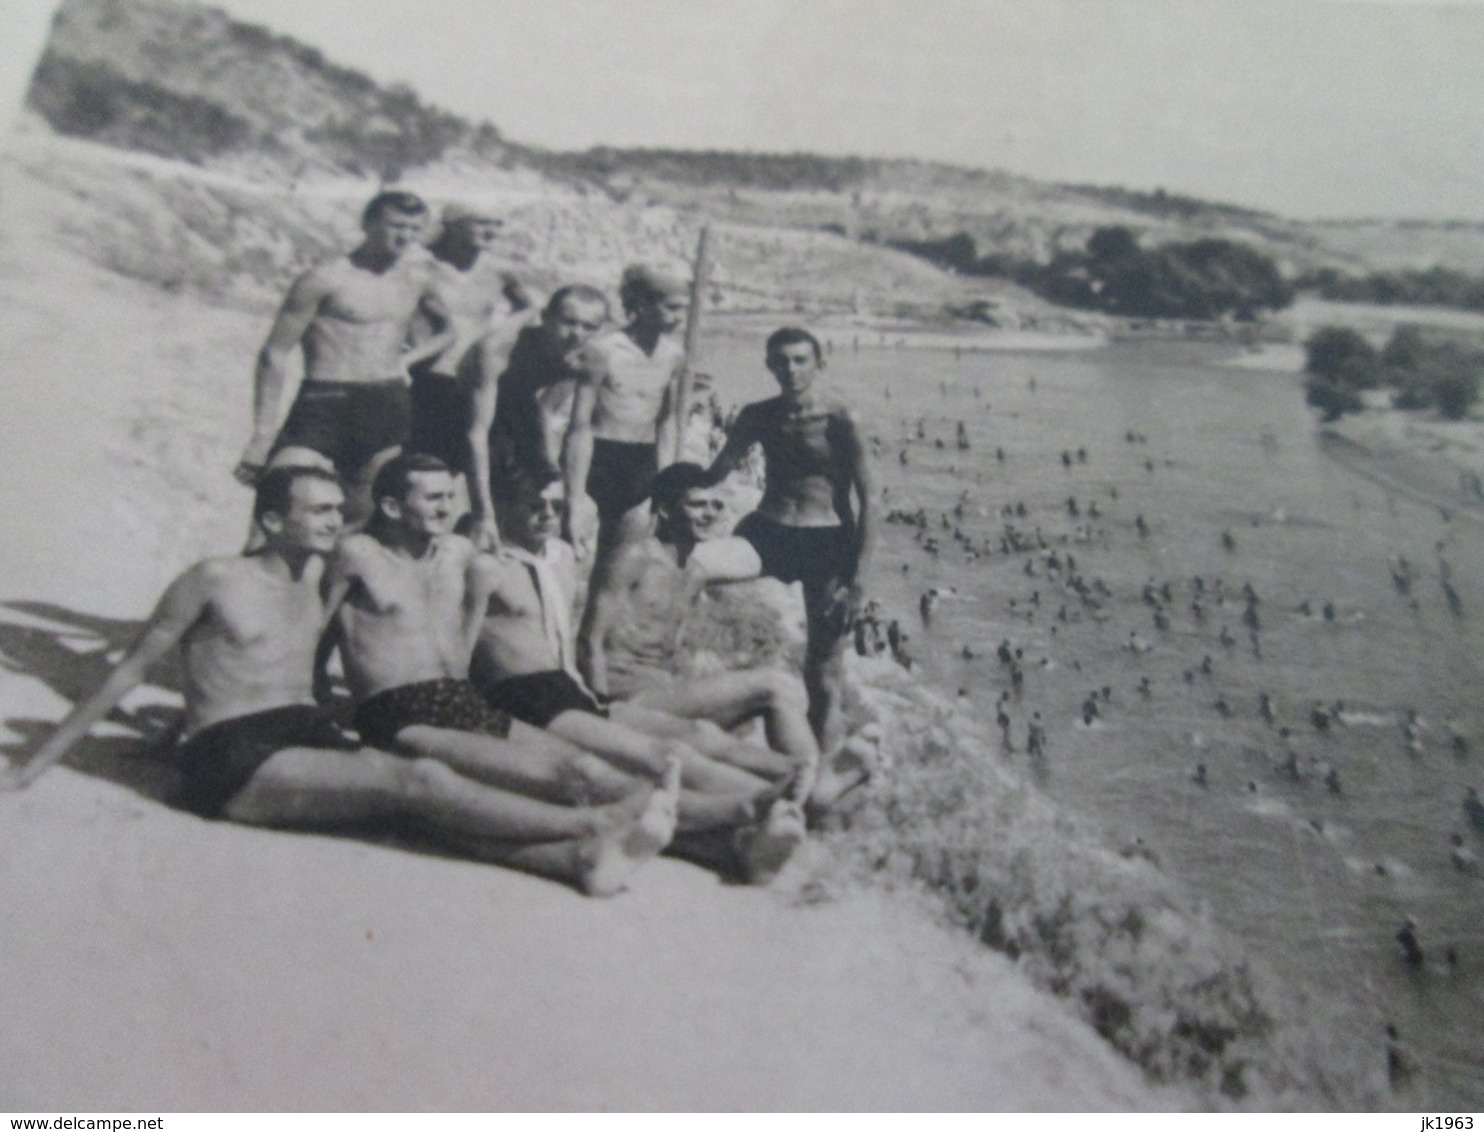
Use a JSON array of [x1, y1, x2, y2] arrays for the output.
[[543, 284, 610, 321], [253, 465, 342, 525], [371, 452, 451, 512], [619, 264, 685, 316], [765, 326, 823, 365], [492, 462, 560, 509], [650, 462, 712, 514], [362, 190, 428, 227]]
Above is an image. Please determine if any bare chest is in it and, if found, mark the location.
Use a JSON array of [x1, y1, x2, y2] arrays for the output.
[[320, 268, 426, 325]]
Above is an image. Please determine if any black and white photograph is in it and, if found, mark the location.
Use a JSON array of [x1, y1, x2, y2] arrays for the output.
[[0, 0, 1481, 1112]]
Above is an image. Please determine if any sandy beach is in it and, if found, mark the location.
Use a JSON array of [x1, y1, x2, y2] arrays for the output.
[[0, 134, 1202, 1111]]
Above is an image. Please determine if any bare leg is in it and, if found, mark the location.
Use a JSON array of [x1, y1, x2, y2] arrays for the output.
[[224, 746, 679, 895], [626, 668, 818, 775], [803, 602, 851, 757], [610, 703, 798, 780], [548, 710, 772, 796], [393, 722, 639, 804]]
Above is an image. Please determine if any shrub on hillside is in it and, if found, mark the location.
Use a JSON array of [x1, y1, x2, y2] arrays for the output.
[[1384, 334, 1483, 420], [1303, 326, 1382, 388], [1304, 375, 1365, 421], [27, 54, 252, 162]]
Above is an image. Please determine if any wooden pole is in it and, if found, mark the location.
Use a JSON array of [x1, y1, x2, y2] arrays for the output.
[[673, 224, 711, 464]]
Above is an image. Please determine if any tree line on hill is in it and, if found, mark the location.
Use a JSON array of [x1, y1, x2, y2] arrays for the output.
[[890, 225, 1294, 321], [1303, 325, 1482, 422], [1295, 266, 1484, 314]]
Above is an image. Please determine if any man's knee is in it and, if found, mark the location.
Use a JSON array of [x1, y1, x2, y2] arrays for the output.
[[758, 670, 808, 715], [400, 754, 463, 802]]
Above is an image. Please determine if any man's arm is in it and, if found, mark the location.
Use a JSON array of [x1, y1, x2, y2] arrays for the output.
[[0, 567, 213, 789], [701, 403, 759, 486], [235, 270, 329, 484], [398, 289, 458, 376], [501, 273, 535, 313], [839, 407, 875, 601], [561, 365, 601, 556]]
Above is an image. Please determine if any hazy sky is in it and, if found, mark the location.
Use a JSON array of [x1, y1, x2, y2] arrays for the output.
[[3, 0, 1482, 220]]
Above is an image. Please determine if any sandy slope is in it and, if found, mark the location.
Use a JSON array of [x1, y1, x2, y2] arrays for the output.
[[0, 153, 1188, 1110], [0, 768, 1180, 1111]]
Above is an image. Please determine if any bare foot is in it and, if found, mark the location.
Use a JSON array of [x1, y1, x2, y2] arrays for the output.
[[734, 797, 807, 885], [581, 759, 682, 897], [810, 731, 878, 809]]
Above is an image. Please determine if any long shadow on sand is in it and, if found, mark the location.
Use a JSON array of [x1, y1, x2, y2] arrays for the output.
[[0, 600, 183, 801]]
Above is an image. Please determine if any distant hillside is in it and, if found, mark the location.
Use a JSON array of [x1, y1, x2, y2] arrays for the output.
[[27, 0, 508, 180], [19, 0, 1484, 320]]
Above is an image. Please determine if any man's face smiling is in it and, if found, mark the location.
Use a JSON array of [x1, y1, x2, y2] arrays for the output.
[[677, 487, 726, 541], [395, 471, 457, 536], [544, 297, 607, 359], [275, 477, 345, 554], [767, 341, 822, 400]]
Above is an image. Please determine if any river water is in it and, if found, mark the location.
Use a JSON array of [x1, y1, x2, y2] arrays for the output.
[[706, 333, 1483, 1107]]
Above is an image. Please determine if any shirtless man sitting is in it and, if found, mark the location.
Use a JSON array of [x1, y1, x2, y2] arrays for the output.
[[464, 284, 610, 551], [581, 463, 867, 808], [468, 465, 808, 880], [235, 191, 455, 524], [406, 203, 536, 478], [0, 466, 678, 896], [562, 265, 688, 575], [325, 453, 790, 862], [702, 327, 876, 754]]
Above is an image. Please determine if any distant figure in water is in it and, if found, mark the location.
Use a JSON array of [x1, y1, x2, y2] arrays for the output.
[[1464, 786, 1484, 833], [1396, 918, 1424, 967]]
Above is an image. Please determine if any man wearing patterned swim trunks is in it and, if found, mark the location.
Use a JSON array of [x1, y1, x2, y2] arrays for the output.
[[2, 465, 678, 895], [235, 191, 457, 526], [325, 452, 686, 814]]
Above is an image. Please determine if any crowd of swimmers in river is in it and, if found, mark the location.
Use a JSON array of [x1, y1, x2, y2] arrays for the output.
[[868, 371, 1480, 995], [0, 190, 875, 895]]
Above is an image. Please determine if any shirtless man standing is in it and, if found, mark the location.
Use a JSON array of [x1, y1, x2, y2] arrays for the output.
[[464, 284, 610, 551], [562, 265, 688, 573], [581, 463, 866, 808], [701, 327, 876, 754], [406, 203, 535, 477], [235, 191, 455, 523], [1, 466, 678, 896]]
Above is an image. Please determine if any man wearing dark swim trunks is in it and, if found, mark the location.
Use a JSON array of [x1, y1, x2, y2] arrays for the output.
[[580, 464, 869, 809], [701, 327, 876, 754], [1, 465, 678, 895], [405, 202, 536, 476], [324, 452, 693, 816], [562, 264, 688, 574], [467, 465, 810, 875], [235, 191, 456, 525], [463, 284, 610, 551]]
